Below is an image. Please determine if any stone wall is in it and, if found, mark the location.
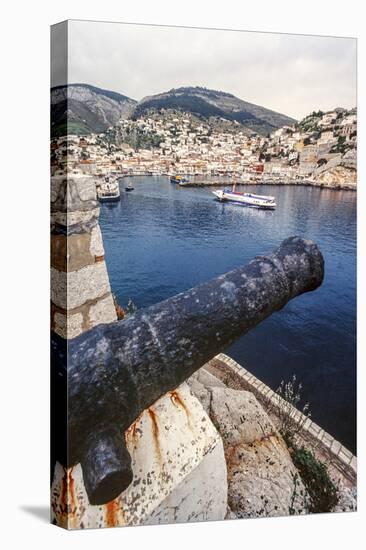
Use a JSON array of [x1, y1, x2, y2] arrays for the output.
[[51, 171, 117, 338], [51, 171, 227, 529]]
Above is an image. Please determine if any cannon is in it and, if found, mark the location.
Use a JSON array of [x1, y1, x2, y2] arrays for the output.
[[51, 236, 324, 505]]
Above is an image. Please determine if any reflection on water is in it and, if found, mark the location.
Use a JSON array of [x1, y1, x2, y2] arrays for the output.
[[100, 176, 356, 452]]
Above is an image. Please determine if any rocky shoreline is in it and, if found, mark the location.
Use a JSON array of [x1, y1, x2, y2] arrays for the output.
[[187, 354, 357, 518]]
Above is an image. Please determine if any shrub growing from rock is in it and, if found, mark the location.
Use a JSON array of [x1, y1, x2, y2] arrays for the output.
[[290, 446, 339, 513]]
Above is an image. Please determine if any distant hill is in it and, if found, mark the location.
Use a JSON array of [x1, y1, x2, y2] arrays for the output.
[[51, 83, 136, 137], [132, 86, 296, 135], [51, 84, 296, 137]]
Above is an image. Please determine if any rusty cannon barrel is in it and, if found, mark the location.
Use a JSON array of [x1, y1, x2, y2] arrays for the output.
[[51, 236, 324, 505]]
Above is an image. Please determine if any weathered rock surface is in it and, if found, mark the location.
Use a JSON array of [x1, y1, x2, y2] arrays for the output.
[[332, 486, 357, 513], [187, 369, 226, 413], [313, 165, 356, 188], [188, 369, 309, 518]]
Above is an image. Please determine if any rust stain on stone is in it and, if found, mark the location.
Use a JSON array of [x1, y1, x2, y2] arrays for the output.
[[225, 432, 282, 467], [148, 408, 163, 464], [224, 441, 244, 467], [113, 294, 125, 320], [59, 468, 78, 517], [251, 432, 280, 447], [170, 390, 193, 430], [105, 499, 119, 527], [58, 466, 78, 524], [226, 432, 281, 466], [148, 408, 159, 438], [68, 467, 77, 516], [170, 390, 189, 414], [126, 412, 143, 441]]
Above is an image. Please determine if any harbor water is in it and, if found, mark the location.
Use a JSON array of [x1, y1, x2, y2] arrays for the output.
[[99, 176, 357, 453]]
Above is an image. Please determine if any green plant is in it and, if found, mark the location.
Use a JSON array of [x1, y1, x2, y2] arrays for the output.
[[268, 374, 311, 445], [268, 375, 339, 513], [290, 446, 339, 513]]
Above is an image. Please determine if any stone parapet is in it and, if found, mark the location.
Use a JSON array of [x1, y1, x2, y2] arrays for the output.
[[206, 354, 357, 483]]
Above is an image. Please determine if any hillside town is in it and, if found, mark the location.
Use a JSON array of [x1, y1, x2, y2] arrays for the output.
[[50, 107, 357, 188]]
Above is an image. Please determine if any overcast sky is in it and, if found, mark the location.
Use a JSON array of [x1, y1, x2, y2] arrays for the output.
[[54, 20, 356, 120]]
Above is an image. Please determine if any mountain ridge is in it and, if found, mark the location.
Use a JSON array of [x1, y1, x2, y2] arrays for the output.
[[51, 83, 296, 137], [51, 83, 136, 137], [134, 86, 296, 134], [51, 82, 134, 103]]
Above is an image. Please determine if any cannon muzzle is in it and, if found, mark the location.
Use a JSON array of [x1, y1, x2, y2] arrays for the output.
[[52, 236, 324, 504], [81, 427, 133, 505]]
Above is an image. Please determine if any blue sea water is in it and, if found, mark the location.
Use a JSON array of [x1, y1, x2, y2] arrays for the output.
[[99, 176, 357, 453]]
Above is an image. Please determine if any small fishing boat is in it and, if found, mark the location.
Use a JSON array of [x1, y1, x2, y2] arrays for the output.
[[212, 185, 276, 210], [170, 175, 188, 184], [97, 180, 120, 202], [125, 184, 134, 192]]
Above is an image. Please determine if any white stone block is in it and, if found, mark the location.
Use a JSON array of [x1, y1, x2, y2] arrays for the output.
[[51, 383, 228, 529], [89, 225, 105, 257], [53, 311, 84, 339], [89, 294, 117, 326], [51, 263, 112, 310]]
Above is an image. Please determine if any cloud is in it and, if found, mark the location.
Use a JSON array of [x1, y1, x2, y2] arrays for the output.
[[59, 20, 357, 120]]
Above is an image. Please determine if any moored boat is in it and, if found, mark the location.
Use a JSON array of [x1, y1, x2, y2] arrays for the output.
[[170, 175, 188, 184], [125, 184, 134, 191], [97, 179, 120, 202], [212, 186, 276, 209]]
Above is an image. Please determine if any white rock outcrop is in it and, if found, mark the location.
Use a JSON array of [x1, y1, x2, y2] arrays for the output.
[[188, 369, 309, 518]]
